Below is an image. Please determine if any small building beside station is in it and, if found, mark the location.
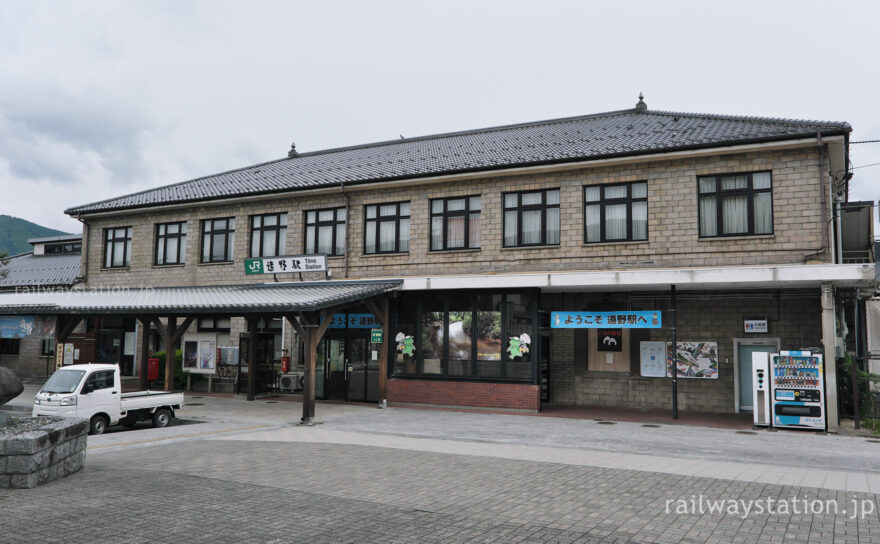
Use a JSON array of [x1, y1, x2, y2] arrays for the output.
[[0, 96, 876, 431], [0, 235, 82, 379]]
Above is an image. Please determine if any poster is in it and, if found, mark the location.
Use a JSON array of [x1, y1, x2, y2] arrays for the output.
[[199, 341, 216, 371], [123, 332, 136, 356], [667, 341, 718, 379], [183, 341, 198, 369], [63, 343, 74, 366], [640, 341, 667, 377], [597, 329, 623, 352]]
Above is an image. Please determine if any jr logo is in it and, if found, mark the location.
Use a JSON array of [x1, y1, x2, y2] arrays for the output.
[[245, 259, 263, 274]]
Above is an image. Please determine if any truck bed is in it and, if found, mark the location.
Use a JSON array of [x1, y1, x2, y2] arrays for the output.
[[120, 390, 184, 411]]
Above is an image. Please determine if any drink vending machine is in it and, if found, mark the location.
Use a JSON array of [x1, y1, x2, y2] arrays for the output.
[[769, 351, 826, 430]]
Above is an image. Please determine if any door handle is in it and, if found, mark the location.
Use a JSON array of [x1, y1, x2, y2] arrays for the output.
[[111, 391, 117, 394]]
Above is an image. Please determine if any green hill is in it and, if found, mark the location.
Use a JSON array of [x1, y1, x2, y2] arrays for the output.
[[0, 215, 71, 256]]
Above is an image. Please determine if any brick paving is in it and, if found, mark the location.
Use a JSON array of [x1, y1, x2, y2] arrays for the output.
[[2, 440, 879, 543]]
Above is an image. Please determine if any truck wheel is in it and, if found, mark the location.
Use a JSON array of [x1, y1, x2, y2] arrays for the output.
[[152, 409, 172, 428], [90, 415, 109, 435]]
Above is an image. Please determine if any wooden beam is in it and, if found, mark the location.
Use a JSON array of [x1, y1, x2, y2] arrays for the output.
[[151, 317, 168, 341], [284, 313, 306, 339], [138, 317, 152, 390], [362, 298, 386, 326], [55, 316, 83, 343], [247, 316, 258, 401], [315, 309, 333, 341], [164, 316, 176, 391], [170, 316, 195, 345], [377, 298, 390, 407]]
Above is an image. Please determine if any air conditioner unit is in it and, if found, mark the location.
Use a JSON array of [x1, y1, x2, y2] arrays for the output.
[[279, 372, 304, 392]]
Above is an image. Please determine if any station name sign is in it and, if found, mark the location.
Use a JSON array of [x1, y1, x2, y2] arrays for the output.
[[551, 311, 662, 329], [244, 254, 327, 275]]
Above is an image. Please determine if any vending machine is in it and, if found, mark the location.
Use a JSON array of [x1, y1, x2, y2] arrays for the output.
[[769, 351, 826, 430]]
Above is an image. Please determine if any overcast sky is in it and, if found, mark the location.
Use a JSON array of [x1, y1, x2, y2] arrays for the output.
[[1, 0, 878, 233]]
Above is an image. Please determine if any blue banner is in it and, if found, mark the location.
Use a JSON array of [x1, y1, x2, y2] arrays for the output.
[[551, 311, 662, 329], [0, 316, 35, 338], [327, 313, 380, 329]]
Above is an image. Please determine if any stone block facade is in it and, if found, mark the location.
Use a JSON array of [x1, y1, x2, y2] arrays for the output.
[[545, 289, 821, 413], [0, 336, 53, 380], [80, 145, 830, 291]]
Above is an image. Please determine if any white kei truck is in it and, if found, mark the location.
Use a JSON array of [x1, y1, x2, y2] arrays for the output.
[[32, 363, 184, 435]]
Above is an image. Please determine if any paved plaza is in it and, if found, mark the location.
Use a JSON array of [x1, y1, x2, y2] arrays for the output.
[[2, 389, 880, 543]]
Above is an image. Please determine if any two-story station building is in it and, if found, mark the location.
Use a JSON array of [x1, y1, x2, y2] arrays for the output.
[[0, 96, 874, 431]]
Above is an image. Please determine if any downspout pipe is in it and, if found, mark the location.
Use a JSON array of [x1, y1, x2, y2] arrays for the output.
[[341, 180, 351, 279], [75, 214, 90, 284], [816, 131, 832, 263]]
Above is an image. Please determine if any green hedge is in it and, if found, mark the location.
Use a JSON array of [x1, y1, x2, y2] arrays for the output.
[[151, 349, 186, 390]]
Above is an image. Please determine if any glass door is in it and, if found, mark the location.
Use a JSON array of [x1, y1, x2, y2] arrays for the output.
[[324, 338, 346, 400], [347, 338, 377, 402]]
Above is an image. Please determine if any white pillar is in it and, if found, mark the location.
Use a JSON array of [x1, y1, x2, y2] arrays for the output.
[[821, 284, 839, 433]]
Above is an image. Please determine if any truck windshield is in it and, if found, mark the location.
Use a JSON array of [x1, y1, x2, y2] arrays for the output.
[[41, 370, 87, 394]]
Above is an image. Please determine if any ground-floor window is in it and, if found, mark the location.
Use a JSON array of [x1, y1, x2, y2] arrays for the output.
[[393, 290, 536, 381], [0, 338, 20, 355]]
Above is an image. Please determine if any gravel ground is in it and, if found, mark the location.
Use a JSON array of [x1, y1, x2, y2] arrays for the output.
[[0, 415, 60, 437]]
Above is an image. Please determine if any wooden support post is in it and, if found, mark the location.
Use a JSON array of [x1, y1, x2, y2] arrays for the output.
[[247, 317, 258, 401], [302, 325, 315, 421], [138, 316, 151, 390], [164, 316, 176, 391], [377, 298, 390, 408]]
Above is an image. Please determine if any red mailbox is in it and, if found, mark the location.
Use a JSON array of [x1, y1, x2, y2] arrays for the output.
[[147, 358, 160, 381]]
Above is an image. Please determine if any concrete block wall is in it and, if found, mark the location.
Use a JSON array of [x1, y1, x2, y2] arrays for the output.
[[544, 289, 821, 413], [79, 146, 830, 290], [0, 418, 88, 488]]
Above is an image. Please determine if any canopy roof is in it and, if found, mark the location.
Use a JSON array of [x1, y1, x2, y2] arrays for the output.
[[0, 280, 402, 316]]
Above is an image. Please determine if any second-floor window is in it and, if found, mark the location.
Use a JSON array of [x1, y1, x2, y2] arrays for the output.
[[103, 227, 132, 268], [305, 207, 345, 256], [584, 182, 648, 243], [201, 218, 235, 263], [698, 171, 773, 237], [250, 213, 287, 257], [430, 196, 481, 251], [503, 189, 560, 247], [154, 221, 187, 265], [364, 202, 410, 254]]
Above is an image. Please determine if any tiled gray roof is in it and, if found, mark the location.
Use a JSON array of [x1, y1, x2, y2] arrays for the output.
[[0, 280, 401, 315], [66, 107, 851, 215], [0, 253, 82, 289], [27, 234, 81, 244]]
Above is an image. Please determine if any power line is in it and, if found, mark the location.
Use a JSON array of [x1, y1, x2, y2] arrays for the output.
[[851, 161, 880, 170], [851, 139, 880, 144]]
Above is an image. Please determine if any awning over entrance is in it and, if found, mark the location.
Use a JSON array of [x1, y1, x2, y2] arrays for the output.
[[0, 280, 402, 315], [0, 280, 401, 420]]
